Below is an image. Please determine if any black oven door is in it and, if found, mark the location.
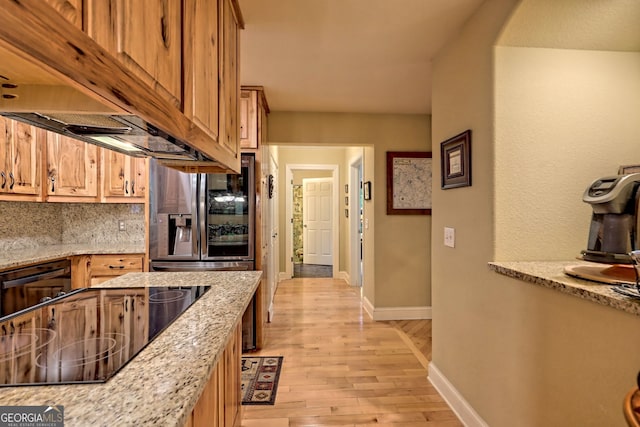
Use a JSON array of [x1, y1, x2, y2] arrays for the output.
[[0, 259, 71, 318]]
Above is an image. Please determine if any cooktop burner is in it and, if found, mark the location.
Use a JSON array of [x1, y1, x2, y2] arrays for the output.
[[0, 286, 209, 386]]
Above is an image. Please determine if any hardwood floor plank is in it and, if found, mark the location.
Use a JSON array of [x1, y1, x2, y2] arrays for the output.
[[241, 278, 461, 426]]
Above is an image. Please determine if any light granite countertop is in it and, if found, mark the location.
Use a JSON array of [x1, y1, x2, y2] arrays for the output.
[[489, 260, 640, 317], [0, 243, 145, 271], [0, 271, 262, 427]]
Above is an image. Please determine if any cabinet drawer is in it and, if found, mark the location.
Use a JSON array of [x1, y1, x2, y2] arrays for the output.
[[90, 255, 143, 276]]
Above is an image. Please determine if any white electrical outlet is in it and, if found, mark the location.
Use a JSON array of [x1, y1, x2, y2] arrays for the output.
[[444, 227, 455, 248], [118, 220, 126, 231]]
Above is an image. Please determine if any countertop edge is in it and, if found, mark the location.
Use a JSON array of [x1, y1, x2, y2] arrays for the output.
[[489, 261, 640, 317], [0, 243, 145, 271]]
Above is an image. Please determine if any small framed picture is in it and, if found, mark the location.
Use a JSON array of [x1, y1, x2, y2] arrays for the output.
[[618, 165, 640, 174], [440, 130, 471, 190], [344, 184, 349, 194], [345, 209, 349, 218], [363, 181, 371, 200], [345, 196, 349, 206]]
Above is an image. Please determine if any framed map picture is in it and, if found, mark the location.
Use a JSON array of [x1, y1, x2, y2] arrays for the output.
[[386, 151, 432, 215]]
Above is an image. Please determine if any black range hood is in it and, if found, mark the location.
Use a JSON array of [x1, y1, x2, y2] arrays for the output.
[[2, 112, 200, 161]]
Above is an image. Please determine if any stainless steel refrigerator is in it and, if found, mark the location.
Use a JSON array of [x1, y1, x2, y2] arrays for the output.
[[149, 154, 255, 271]]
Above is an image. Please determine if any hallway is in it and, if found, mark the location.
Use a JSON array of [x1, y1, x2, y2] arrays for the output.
[[241, 278, 461, 426]]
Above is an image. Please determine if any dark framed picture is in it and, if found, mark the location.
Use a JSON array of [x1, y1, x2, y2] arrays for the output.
[[344, 184, 349, 194], [345, 196, 349, 206], [618, 164, 640, 174], [363, 181, 371, 200], [440, 130, 471, 190], [386, 151, 432, 215]]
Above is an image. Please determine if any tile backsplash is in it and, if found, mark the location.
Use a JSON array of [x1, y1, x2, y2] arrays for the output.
[[0, 201, 145, 251]]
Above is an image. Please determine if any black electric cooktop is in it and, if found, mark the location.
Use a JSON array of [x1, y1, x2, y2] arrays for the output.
[[0, 286, 209, 386]]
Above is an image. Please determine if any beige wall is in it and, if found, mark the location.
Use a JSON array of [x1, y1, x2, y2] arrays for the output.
[[269, 112, 431, 309], [431, 0, 514, 422], [495, 47, 640, 261], [431, 0, 640, 425]]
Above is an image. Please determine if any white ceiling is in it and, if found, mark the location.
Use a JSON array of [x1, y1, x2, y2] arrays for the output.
[[238, 0, 484, 114], [239, 0, 640, 115]]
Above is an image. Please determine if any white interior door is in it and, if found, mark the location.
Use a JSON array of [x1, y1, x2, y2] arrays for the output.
[[302, 178, 333, 265]]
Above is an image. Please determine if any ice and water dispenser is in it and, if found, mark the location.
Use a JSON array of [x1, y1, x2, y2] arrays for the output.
[[156, 213, 193, 257]]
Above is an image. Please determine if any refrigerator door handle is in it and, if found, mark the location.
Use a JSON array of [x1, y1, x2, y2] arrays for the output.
[[192, 173, 201, 259], [198, 172, 206, 260]]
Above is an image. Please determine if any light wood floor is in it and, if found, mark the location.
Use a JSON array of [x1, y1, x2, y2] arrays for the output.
[[241, 277, 461, 427]]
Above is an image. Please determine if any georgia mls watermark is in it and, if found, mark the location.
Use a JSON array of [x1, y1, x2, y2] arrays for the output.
[[0, 406, 64, 427]]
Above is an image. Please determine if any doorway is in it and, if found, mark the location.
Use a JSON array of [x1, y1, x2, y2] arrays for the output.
[[349, 157, 364, 287], [285, 164, 339, 279]]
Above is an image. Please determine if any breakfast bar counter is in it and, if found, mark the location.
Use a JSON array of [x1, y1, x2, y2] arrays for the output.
[[489, 260, 640, 317], [0, 271, 262, 426]]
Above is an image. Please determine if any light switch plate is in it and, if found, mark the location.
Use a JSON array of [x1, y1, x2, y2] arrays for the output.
[[444, 227, 455, 248], [118, 220, 126, 232]]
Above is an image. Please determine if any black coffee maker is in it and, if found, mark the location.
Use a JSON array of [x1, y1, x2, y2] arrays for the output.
[[582, 173, 640, 264]]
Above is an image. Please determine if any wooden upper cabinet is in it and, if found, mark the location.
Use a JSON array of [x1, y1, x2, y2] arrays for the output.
[[239, 87, 269, 151], [101, 149, 147, 201], [239, 90, 257, 149], [85, 0, 182, 108], [184, 0, 220, 141], [0, 118, 42, 199], [218, 0, 241, 156], [43, 0, 83, 29], [46, 132, 98, 200]]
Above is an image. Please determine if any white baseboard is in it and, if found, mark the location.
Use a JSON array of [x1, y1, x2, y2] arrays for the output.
[[268, 301, 274, 322], [428, 362, 488, 427], [278, 272, 290, 281], [361, 298, 431, 321], [363, 296, 374, 320], [371, 306, 432, 321], [338, 270, 350, 283]]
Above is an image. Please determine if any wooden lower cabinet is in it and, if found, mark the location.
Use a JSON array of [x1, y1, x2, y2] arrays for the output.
[[187, 322, 242, 427], [71, 254, 145, 289], [0, 309, 43, 384]]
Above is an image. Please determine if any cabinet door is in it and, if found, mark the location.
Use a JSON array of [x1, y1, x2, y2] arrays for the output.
[[102, 149, 128, 198], [130, 156, 147, 198], [46, 132, 98, 199], [99, 289, 148, 378], [43, 295, 98, 382], [102, 150, 146, 200], [224, 323, 241, 427], [43, 0, 83, 29], [0, 118, 42, 197], [218, 0, 240, 155], [239, 90, 258, 149], [184, 0, 219, 140], [0, 309, 43, 385], [192, 354, 224, 427], [85, 0, 182, 108]]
